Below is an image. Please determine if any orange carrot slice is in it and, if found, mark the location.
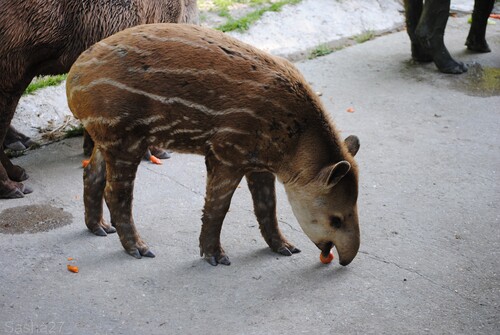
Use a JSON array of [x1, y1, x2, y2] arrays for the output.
[[67, 265, 79, 273], [346, 107, 355, 113], [150, 155, 162, 165], [67, 257, 74, 261], [82, 159, 90, 168]]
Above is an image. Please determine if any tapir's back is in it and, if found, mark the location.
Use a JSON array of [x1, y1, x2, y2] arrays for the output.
[[66, 23, 323, 162], [67, 23, 311, 121]]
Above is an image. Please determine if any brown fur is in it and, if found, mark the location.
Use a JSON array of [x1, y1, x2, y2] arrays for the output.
[[0, 0, 198, 198], [67, 24, 361, 266]]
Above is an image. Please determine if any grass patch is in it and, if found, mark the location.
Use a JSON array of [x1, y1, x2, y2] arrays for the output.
[[308, 44, 335, 59], [217, 0, 302, 32], [64, 124, 85, 138], [213, 0, 233, 17], [24, 74, 67, 95], [354, 31, 375, 44]]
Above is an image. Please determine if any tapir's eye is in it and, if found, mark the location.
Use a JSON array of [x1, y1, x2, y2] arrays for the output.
[[329, 216, 342, 229]]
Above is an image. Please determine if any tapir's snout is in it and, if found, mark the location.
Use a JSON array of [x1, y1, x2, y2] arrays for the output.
[[339, 253, 355, 266], [336, 235, 360, 266]]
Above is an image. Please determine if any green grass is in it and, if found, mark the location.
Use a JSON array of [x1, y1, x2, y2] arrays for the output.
[[24, 74, 67, 95], [64, 124, 85, 138], [308, 30, 378, 59], [213, 0, 233, 17], [308, 44, 335, 59], [354, 30, 375, 44], [217, 0, 302, 32]]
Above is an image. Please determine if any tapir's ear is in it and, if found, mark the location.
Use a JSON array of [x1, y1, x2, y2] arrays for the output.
[[344, 135, 360, 157], [320, 161, 351, 188]]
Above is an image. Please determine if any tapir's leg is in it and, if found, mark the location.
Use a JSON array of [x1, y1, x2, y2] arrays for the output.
[[466, 0, 495, 52], [0, 89, 32, 198], [83, 148, 116, 236], [199, 152, 243, 266], [0, 150, 28, 182], [103, 152, 154, 259], [82, 129, 94, 157], [0, 152, 32, 198], [246, 171, 300, 256], [4, 125, 37, 151], [404, 0, 432, 62], [415, 0, 468, 74]]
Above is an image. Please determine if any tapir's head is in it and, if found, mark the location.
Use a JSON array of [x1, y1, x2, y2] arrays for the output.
[[285, 135, 360, 266]]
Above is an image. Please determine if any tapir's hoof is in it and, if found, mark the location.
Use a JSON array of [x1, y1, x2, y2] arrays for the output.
[[5, 140, 27, 151], [90, 221, 117, 236], [6, 139, 37, 151], [105, 226, 117, 234], [205, 254, 231, 266], [128, 248, 156, 259], [7, 166, 29, 182], [2, 188, 24, 199], [92, 226, 117, 236], [466, 38, 491, 53], [18, 171, 29, 182], [149, 146, 171, 160], [144, 146, 171, 161], [0, 182, 32, 199], [93, 227, 108, 236], [22, 184, 33, 194], [277, 246, 301, 256], [438, 61, 468, 74]]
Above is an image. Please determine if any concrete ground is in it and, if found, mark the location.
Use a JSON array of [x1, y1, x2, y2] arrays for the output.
[[1, 16, 499, 335]]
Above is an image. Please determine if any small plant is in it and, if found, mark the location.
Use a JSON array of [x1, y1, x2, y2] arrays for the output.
[[217, 0, 302, 32], [24, 74, 67, 95], [354, 31, 375, 44], [64, 124, 85, 138], [213, 0, 233, 17], [308, 44, 334, 59]]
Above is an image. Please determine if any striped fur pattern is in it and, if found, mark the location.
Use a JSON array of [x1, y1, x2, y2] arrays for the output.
[[67, 24, 361, 266]]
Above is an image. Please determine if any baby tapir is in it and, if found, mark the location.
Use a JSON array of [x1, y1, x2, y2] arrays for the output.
[[66, 23, 361, 266]]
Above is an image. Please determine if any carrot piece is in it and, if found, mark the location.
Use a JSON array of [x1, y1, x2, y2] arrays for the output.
[[82, 159, 90, 168], [67, 265, 79, 273], [490, 14, 500, 19], [67, 257, 73, 261], [346, 107, 355, 113], [319, 252, 334, 264], [149, 155, 162, 165]]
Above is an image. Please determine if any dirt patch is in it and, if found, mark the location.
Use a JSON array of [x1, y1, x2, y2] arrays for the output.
[[0, 204, 73, 234]]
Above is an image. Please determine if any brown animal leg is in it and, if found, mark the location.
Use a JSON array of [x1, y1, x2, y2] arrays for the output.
[[199, 153, 243, 266], [82, 130, 94, 157], [0, 150, 29, 182], [0, 161, 32, 198], [246, 171, 300, 256], [0, 89, 31, 198], [103, 157, 154, 259], [4, 125, 36, 151], [83, 148, 116, 236]]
